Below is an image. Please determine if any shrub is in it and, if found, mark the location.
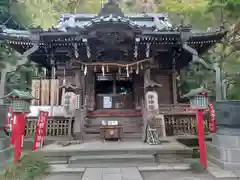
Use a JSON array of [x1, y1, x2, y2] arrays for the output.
[[4, 152, 50, 180], [189, 160, 206, 173]]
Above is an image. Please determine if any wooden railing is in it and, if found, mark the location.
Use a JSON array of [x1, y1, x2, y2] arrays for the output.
[[158, 104, 194, 114], [24, 103, 210, 138], [25, 117, 73, 137], [150, 113, 210, 136]]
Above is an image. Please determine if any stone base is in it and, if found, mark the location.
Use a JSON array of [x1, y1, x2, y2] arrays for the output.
[[207, 134, 240, 170], [0, 137, 13, 167]]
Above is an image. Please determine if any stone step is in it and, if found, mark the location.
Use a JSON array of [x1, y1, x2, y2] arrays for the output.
[[83, 133, 142, 141], [68, 154, 156, 168]]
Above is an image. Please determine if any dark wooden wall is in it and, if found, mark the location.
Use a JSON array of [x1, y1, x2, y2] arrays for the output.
[[151, 69, 173, 104], [56, 66, 174, 110]]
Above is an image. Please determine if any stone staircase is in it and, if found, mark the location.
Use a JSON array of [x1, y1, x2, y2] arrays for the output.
[[84, 109, 143, 141], [68, 154, 155, 168], [41, 140, 193, 168]]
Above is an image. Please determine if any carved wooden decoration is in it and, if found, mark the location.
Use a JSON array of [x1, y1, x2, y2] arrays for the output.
[[144, 68, 162, 89]]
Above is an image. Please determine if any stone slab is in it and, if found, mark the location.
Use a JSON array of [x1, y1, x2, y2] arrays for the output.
[[81, 167, 143, 180], [207, 161, 238, 178], [0, 146, 13, 165], [0, 137, 10, 150], [212, 134, 240, 149], [207, 141, 240, 169], [47, 164, 85, 173]]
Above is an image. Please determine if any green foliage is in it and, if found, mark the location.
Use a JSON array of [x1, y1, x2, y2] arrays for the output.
[[189, 159, 206, 173], [0, 0, 239, 99], [4, 152, 50, 180]]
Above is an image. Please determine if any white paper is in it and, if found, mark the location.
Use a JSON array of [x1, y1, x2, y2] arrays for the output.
[[103, 96, 112, 108]]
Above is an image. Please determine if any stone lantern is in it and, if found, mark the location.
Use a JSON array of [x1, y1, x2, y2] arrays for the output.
[[3, 89, 34, 113], [182, 87, 209, 110]]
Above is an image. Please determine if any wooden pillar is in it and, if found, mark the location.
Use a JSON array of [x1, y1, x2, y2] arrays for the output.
[[172, 68, 178, 104], [215, 63, 223, 101], [85, 70, 95, 111], [144, 68, 150, 93], [142, 68, 150, 141], [74, 70, 84, 140], [0, 70, 6, 105], [133, 74, 144, 110]]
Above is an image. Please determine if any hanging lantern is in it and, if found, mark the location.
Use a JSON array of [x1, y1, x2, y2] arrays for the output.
[[81, 65, 84, 71], [84, 66, 87, 75], [106, 65, 109, 72], [74, 43, 79, 58], [130, 66, 133, 74], [118, 67, 121, 74], [101, 65, 105, 76], [52, 67, 56, 79], [94, 66, 97, 72], [126, 65, 129, 77], [140, 63, 144, 70], [136, 63, 139, 74]]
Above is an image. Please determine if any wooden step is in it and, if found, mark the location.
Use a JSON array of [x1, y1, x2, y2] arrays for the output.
[[85, 115, 143, 134], [84, 126, 142, 134], [87, 109, 141, 117], [85, 116, 143, 126]]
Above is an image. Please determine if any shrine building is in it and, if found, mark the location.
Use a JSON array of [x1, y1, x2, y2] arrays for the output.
[[0, 1, 225, 140]]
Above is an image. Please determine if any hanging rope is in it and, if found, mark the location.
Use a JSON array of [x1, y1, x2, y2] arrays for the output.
[[72, 58, 152, 68]]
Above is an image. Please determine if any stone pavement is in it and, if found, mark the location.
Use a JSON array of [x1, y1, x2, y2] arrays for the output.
[[43, 163, 240, 180], [82, 167, 143, 180], [44, 170, 239, 180]]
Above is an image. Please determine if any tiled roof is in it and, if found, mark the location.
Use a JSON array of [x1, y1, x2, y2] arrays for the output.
[[182, 87, 210, 98], [4, 90, 34, 99], [56, 13, 173, 32]]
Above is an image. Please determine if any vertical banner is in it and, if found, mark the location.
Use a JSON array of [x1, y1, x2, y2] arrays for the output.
[[209, 104, 216, 133], [197, 109, 207, 169], [32, 111, 49, 150], [13, 112, 26, 162]]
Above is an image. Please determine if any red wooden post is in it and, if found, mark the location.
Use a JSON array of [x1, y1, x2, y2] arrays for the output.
[[197, 109, 207, 169], [13, 112, 26, 162]]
